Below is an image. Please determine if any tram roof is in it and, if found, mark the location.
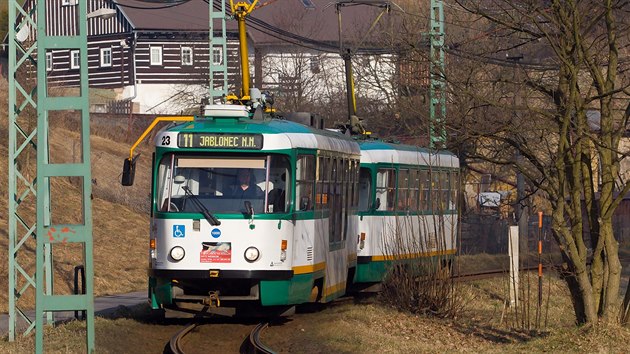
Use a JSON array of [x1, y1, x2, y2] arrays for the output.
[[158, 116, 361, 154], [358, 140, 459, 168]]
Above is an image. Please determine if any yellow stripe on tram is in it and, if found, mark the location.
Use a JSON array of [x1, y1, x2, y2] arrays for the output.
[[323, 281, 347, 299], [292, 262, 326, 275]]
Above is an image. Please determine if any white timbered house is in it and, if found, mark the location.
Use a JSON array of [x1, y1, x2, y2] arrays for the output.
[[13, 0, 241, 114], [9, 0, 420, 115]]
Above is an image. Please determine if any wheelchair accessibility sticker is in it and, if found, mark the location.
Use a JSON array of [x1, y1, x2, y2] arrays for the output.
[[173, 225, 185, 238]]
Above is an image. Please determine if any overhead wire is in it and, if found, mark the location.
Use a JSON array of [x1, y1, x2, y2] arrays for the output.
[[203, 0, 393, 55], [111, 0, 193, 10], [109, 0, 630, 70]]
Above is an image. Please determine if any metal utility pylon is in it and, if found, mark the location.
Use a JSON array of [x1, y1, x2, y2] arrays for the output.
[[429, 0, 446, 149], [209, 0, 230, 102], [8, 0, 95, 352]]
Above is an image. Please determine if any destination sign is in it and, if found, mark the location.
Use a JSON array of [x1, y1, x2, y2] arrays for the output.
[[178, 133, 263, 149]]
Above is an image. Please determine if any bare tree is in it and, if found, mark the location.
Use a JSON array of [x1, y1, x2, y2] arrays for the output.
[[449, 0, 630, 325]]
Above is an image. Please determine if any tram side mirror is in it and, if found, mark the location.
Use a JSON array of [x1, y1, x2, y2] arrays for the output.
[[300, 196, 310, 211], [373, 198, 381, 210], [121, 156, 138, 186]]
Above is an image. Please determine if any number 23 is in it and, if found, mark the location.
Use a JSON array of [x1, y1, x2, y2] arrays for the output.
[[161, 136, 171, 145]]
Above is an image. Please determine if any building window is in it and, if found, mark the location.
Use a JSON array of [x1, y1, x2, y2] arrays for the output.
[[212, 47, 222, 65], [181, 47, 193, 66], [45, 52, 53, 71], [100, 47, 112, 67], [61, 0, 77, 6], [150, 46, 162, 66], [70, 50, 80, 69]]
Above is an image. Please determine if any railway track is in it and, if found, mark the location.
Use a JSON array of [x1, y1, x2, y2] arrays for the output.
[[241, 322, 275, 354], [165, 321, 276, 354], [167, 323, 198, 354], [164, 265, 561, 353], [453, 264, 555, 282]]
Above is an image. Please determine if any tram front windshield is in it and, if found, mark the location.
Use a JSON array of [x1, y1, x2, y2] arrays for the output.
[[156, 154, 291, 215]]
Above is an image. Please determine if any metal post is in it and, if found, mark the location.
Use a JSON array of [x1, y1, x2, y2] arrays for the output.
[[536, 211, 543, 328], [506, 53, 528, 260], [342, 49, 357, 119], [429, 0, 446, 149]]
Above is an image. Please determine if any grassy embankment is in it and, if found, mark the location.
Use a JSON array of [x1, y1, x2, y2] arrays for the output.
[[0, 79, 154, 313]]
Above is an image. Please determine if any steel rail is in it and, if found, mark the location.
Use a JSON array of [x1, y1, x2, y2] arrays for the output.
[[243, 322, 276, 354], [167, 322, 198, 354]]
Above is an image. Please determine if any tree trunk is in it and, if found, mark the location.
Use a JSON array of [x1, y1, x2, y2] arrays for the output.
[[622, 278, 630, 326], [600, 220, 622, 321]]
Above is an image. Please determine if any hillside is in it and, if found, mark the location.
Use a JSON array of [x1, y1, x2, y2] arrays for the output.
[[0, 78, 156, 313]]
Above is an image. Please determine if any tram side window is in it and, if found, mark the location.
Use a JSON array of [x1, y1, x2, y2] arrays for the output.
[[431, 170, 449, 212], [358, 167, 372, 212], [409, 169, 420, 212], [323, 156, 330, 211], [329, 158, 339, 243], [397, 168, 409, 210], [353, 161, 360, 207], [296, 155, 315, 211], [419, 170, 429, 211], [335, 158, 350, 241], [376, 169, 396, 211], [267, 156, 291, 213], [450, 171, 459, 211], [316, 156, 323, 210], [157, 154, 174, 212], [441, 171, 450, 211]]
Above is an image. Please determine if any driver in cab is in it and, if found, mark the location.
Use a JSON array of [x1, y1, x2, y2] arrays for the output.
[[229, 169, 264, 199]]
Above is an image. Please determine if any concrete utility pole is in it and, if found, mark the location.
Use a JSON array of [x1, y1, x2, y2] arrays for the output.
[[506, 53, 529, 259]]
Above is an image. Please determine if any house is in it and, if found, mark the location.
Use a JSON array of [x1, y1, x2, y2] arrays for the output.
[[247, 0, 425, 112], [11, 0, 241, 113], [9, 0, 427, 115]]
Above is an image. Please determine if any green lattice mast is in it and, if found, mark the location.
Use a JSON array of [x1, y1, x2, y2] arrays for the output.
[[429, 0, 446, 149], [8, 0, 95, 352], [209, 0, 229, 102]]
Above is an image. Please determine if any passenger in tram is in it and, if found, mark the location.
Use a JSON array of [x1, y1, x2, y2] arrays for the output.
[[268, 172, 286, 212]]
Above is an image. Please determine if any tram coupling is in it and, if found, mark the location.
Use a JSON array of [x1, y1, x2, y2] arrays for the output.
[[203, 291, 221, 307]]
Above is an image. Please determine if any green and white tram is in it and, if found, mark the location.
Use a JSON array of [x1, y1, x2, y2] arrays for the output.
[[354, 140, 460, 283], [128, 105, 361, 315]]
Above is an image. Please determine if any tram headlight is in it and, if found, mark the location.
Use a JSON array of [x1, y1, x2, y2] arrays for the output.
[[170, 246, 185, 262], [244, 247, 260, 263]]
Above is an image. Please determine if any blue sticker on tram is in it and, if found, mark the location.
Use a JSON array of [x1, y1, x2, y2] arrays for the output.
[[211, 228, 221, 238], [173, 225, 185, 238]]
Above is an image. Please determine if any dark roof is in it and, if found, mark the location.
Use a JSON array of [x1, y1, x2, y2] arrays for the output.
[[115, 0, 237, 32], [248, 0, 392, 49], [114, 0, 393, 49]]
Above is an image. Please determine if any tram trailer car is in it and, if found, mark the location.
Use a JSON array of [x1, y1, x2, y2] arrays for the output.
[[354, 141, 460, 284], [146, 105, 361, 316]]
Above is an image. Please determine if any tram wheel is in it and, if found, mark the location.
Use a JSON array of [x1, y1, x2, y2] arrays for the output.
[[309, 285, 320, 302]]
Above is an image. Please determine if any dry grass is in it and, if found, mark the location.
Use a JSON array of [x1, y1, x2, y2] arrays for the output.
[[0, 79, 154, 313], [2, 275, 629, 353]]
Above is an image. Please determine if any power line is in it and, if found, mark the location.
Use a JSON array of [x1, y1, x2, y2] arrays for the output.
[[112, 0, 193, 10]]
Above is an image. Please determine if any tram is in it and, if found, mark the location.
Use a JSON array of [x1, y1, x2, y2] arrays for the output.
[[123, 105, 360, 315], [119, 0, 460, 317], [354, 140, 460, 284]]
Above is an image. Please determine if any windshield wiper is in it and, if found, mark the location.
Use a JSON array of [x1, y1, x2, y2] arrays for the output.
[[182, 186, 221, 226]]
